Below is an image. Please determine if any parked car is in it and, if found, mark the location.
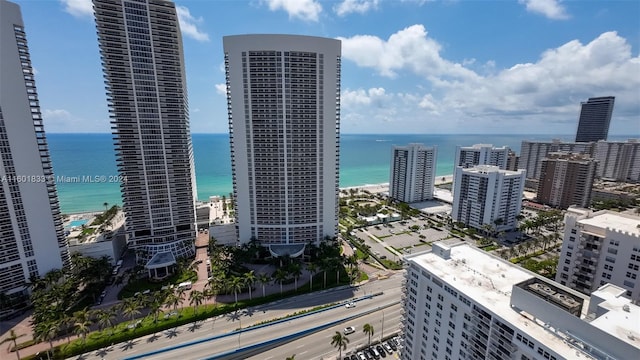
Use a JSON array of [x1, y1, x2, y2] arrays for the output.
[[385, 341, 395, 352], [376, 345, 386, 357]]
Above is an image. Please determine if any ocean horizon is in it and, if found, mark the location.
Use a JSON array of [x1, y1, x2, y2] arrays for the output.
[[47, 133, 636, 214]]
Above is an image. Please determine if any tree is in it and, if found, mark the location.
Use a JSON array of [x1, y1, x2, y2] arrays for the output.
[[103, 202, 108, 211], [73, 309, 92, 345], [244, 270, 256, 300], [229, 276, 244, 305], [273, 268, 288, 295], [34, 320, 58, 360], [306, 262, 318, 291], [257, 273, 271, 298], [189, 290, 205, 315], [285, 355, 296, 360], [289, 263, 302, 291], [363, 323, 374, 349], [121, 298, 141, 325], [96, 309, 116, 336], [165, 292, 181, 314], [148, 298, 164, 324], [330, 331, 349, 359], [1, 330, 26, 360]]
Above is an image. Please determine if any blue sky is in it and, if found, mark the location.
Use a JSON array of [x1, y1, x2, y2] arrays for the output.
[[13, 0, 640, 135]]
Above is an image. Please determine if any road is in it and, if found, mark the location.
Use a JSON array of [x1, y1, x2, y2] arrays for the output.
[[74, 273, 405, 360]]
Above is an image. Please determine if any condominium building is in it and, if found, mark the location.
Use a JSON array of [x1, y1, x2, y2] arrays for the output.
[[401, 242, 639, 360], [454, 144, 510, 169], [575, 96, 615, 143], [223, 35, 341, 257], [0, 0, 69, 315], [506, 149, 519, 171], [452, 165, 525, 232], [556, 207, 640, 301], [519, 139, 596, 180], [537, 152, 597, 209], [595, 139, 640, 182], [390, 143, 437, 203], [93, 0, 197, 268]]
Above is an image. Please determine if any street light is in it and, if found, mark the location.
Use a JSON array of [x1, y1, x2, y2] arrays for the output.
[[380, 310, 385, 343]]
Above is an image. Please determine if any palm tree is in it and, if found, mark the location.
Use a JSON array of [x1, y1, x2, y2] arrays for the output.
[[148, 298, 164, 324], [306, 262, 318, 291], [34, 320, 59, 360], [363, 323, 374, 349], [121, 298, 141, 326], [165, 292, 181, 314], [320, 258, 331, 288], [103, 202, 108, 211], [285, 355, 296, 360], [258, 273, 271, 297], [228, 276, 244, 305], [1, 330, 26, 360], [176, 286, 188, 312], [96, 309, 116, 336], [289, 263, 302, 291], [189, 290, 205, 315], [330, 331, 349, 359], [273, 268, 288, 295], [244, 270, 256, 300], [73, 309, 92, 345]]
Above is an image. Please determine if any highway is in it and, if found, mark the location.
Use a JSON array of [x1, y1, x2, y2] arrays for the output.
[[75, 273, 404, 360]]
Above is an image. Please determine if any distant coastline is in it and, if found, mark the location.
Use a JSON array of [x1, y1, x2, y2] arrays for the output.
[[47, 133, 637, 214]]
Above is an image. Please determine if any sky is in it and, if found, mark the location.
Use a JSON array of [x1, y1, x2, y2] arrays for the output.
[[11, 0, 640, 135]]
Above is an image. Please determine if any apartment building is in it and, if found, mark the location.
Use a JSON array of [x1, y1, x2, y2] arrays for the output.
[[536, 152, 598, 209], [0, 0, 70, 316], [595, 139, 640, 182], [390, 143, 437, 203], [401, 242, 639, 360], [223, 35, 341, 256], [93, 0, 197, 267], [452, 165, 525, 232], [519, 139, 596, 181], [556, 207, 640, 301], [454, 144, 510, 170]]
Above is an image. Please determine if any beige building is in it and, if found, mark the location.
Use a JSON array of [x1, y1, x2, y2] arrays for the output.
[[537, 152, 597, 209]]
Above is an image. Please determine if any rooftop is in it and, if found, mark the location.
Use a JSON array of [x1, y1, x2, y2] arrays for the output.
[[578, 211, 640, 237]]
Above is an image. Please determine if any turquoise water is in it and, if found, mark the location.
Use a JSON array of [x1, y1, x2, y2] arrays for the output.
[[66, 219, 89, 228], [46, 133, 633, 214]]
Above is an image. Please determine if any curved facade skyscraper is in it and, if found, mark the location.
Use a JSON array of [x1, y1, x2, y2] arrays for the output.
[[93, 0, 196, 266], [223, 35, 341, 257]]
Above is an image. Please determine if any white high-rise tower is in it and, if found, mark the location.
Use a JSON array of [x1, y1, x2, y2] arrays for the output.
[[0, 0, 69, 315], [93, 0, 197, 268], [223, 35, 341, 257], [390, 143, 437, 203]]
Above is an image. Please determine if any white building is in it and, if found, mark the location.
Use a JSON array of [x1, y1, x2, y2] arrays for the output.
[[455, 144, 510, 170], [401, 242, 640, 360], [595, 139, 640, 182], [452, 165, 525, 232], [93, 0, 197, 268], [390, 143, 437, 203], [223, 35, 341, 257], [556, 207, 640, 301], [0, 0, 70, 315]]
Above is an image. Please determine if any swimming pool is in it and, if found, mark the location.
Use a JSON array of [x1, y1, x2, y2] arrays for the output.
[[67, 219, 89, 228]]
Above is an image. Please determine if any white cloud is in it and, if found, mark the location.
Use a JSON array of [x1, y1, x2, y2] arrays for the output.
[[262, 0, 322, 22], [334, 0, 379, 17], [60, 0, 93, 18], [176, 6, 210, 42], [519, 0, 569, 20], [339, 25, 479, 81], [44, 109, 72, 119], [215, 83, 227, 96], [340, 29, 640, 134]]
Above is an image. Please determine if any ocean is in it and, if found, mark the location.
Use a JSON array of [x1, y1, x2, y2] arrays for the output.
[[46, 133, 629, 214]]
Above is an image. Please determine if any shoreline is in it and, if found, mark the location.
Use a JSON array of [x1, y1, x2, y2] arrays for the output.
[[62, 175, 454, 217]]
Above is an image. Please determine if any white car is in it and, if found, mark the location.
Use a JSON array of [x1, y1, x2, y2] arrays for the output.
[[345, 302, 356, 308], [344, 326, 355, 335]]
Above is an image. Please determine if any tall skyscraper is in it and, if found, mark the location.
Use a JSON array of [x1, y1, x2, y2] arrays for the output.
[[575, 96, 615, 143], [0, 0, 69, 315], [390, 143, 437, 203], [223, 35, 340, 257], [536, 152, 597, 209], [454, 144, 510, 170], [556, 207, 640, 301], [401, 242, 639, 360], [452, 165, 525, 232], [93, 0, 196, 267]]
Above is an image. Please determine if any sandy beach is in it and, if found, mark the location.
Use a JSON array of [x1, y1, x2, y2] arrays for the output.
[[340, 174, 453, 195]]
